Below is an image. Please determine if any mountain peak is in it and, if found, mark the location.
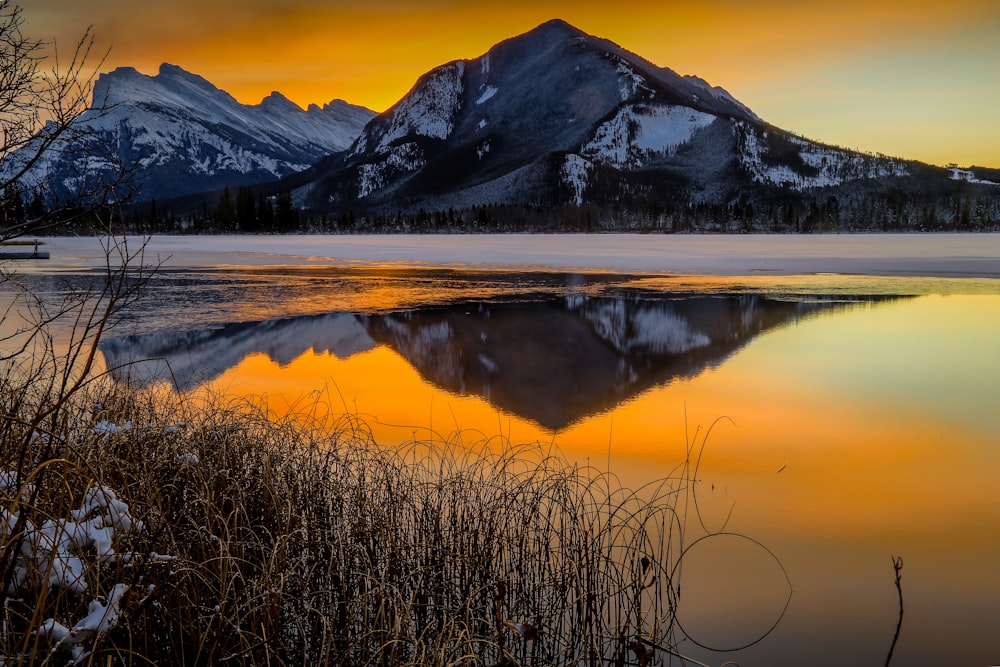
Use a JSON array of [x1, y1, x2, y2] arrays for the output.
[[105, 65, 141, 78], [488, 18, 589, 58], [93, 63, 231, 108], [155, 63, 202, 86], [92, 66, 143, 104], [155, 62, 226, 97], [528, 18, 586, 37], [157, 62, 189, 77], [259, 91, 303, 113]]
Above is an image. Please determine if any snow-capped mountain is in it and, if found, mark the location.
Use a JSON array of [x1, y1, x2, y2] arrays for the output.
[[6, 63, 375, 202], [290, 19, 963, 218]]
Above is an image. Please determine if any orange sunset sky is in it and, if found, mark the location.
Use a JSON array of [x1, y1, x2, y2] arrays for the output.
[[25, 0, 1000, 168]]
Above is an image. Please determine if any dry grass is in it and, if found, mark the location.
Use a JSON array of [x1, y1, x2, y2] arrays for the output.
[[0, 237, 741, 665], [0, 375, 710, 666]]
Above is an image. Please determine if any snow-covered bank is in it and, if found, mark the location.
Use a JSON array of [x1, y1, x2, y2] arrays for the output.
[[29, 233, 1000, 278]]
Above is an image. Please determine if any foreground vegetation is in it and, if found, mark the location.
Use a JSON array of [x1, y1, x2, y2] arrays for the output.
[[0, 245, 749, 666], [1, 389, 708, 666]]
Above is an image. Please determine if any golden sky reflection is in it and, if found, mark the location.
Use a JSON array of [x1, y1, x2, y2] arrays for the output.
[[161, 291, 999, 661], [24, 0, 1000, 166], [199, 295, 1000, 547]]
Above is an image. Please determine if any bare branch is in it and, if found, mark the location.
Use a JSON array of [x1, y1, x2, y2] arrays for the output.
[[0, 1, 122, 241], [885, 555, 904, 667]]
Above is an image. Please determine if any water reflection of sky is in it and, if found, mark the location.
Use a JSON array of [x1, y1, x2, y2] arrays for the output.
[[91, 274, 1000, 666], [5, 254, 1000, 667]]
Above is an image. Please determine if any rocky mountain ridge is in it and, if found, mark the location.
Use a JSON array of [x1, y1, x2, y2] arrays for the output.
[[3, 63, 375, 202], [284, 18, 994, 228]]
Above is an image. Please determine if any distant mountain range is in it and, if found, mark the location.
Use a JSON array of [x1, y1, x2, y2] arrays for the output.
[[5, 19, 998, 230], [3, 63, 375, 202]]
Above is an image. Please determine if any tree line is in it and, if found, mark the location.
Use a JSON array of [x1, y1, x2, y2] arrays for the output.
[[4, 182, 997, 236], [108, 192, 999, 235]]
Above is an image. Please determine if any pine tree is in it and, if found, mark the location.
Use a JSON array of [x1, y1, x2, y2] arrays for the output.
[[2, 185, 25, 229], [215, 187, 236, 228], [236, 187, 257, 231], [274, 190, 298, 232], [257, 194, 274, 232]]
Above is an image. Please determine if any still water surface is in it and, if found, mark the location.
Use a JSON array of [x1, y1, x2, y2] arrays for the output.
[[7, 235, 1000, 666]]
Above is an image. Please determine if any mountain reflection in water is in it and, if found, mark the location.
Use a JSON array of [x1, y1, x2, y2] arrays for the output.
[[100, 292, 888, 430]]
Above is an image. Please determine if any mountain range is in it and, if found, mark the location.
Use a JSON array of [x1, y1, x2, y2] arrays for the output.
[[3, 63, 374, 202], [5, 19, 998, 230]]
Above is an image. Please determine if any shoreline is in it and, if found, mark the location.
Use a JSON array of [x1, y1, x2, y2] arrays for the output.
[[25, 232, 1000, 279]]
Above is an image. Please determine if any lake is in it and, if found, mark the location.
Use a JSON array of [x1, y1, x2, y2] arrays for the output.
[[6, 234, 1000, 666]]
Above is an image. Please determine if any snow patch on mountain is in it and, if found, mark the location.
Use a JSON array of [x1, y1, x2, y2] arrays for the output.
[[949, 167, 998, 185], [476, 86, 498, 105], [613, 58, 652, 101], [737, 123, 911, 188], [561, 154, 593, 205], [378, 62, 466, 150], [358, 142, 427, 198], [633, 106, 716, 152], [583, 104, 715, 169]]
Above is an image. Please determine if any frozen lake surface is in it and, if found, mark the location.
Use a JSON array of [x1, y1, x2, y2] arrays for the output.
[[29, 232, 1000, 277]]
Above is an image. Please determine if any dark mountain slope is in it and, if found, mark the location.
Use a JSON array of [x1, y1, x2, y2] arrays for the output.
[[289, 19, 974, 222]]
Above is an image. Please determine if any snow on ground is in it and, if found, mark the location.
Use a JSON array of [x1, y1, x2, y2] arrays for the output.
[[2, 475, 147, 662], [26, 233, 1000, 279]]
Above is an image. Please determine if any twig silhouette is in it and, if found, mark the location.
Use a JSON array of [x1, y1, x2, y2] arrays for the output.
[[885, 555, 904, 667]]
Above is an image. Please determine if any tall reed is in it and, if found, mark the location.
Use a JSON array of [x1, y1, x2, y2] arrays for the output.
[[1, 375, 715, 666], [0, 237, 758, 665]]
